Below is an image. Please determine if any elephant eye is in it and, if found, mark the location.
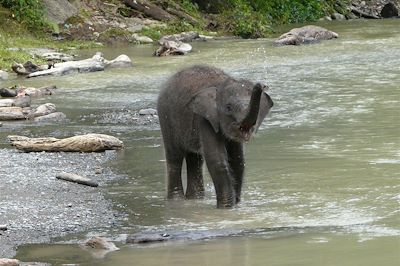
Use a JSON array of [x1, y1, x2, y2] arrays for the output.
[[225, 103, 233, 113]]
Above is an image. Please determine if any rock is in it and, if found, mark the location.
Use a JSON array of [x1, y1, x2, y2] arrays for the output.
[[8, 133, 124, 152], [331, 12, 346, 20], [0, 85, 56, 98], [34, 112, 67, 122], [42, 0, 78, 24], [40, 52, 75, 62], [0, 88, 17, 97], [32, 103, 57, 118], [139, 108, 157, 116], [0, 258, 19, 266], [83, 236, 119, 259], [159, 31, 202, 44], [104, 54, 132, 68], [12, 61, 50, 76], [154, 41, 192, 56], [0, 107, 26, 120], [132, 34, 154, 44], [0, 70, 8, 81], [0, 96, 30, 108], [0, 225, 7, 231], [380, 2, 398, 18], [126, 233, 171, 244], [274, 25, 338, 46]]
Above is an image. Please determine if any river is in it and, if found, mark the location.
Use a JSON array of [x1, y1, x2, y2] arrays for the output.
[[1, 19, 399, 265]]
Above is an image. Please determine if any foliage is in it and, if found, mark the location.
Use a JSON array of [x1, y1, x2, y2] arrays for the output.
[[0, 0, 50, 31], [213, 0, 349, 38]]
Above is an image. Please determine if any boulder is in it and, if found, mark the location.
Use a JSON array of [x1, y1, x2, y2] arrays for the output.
[[0, 107, 26, 120], [32, 103, 57, 117], [0, 70, 8, 81], [0, 96, 30, 108], [380, 2, 399, 18], [104, 54, 133, 68], [274, 25, 338, 46], [82, 236, 119, 258], [154, 41, 192, 56], [158, 31, 203, 44], [132, 34, 154, 44], [42, 0, 78, 24], [34, 112, 67, 122]]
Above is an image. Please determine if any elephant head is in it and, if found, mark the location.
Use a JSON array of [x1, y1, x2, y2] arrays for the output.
[[191, 79, 273, 142]]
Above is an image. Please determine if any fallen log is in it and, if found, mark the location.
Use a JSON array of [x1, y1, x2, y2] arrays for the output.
[[56, 172, 99, 187], [8, 133, 124, 152], [350, 6, 380, 19], [11, 53, 132, 78], [123, 0, 175, 21]]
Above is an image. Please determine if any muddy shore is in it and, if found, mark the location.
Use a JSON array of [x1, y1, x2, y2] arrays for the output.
[[0, 148, 124, 258]]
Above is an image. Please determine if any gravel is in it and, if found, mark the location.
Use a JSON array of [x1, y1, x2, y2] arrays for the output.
[[0, 148, 123, 258]]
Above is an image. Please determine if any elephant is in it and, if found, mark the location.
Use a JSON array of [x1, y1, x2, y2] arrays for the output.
[[157, 65, 273, 208]]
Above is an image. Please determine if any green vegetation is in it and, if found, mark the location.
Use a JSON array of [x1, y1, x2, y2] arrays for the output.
[[0, 0, 50, 31], [219, 0, 350, 38]]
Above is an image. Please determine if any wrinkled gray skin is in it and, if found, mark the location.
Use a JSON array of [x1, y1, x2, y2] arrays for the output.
[[157, 65, 273, 208]]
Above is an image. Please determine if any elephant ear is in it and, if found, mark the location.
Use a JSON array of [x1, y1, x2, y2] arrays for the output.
[[191, 87, 219, 133]]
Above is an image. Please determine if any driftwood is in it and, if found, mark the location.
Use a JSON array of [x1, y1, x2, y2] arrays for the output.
[[8, 133, 124, 152], [12, 53, 132, 78], [56, 172, 99, 187], [123, 0, 175, 21], [350, 6, 380, 19]]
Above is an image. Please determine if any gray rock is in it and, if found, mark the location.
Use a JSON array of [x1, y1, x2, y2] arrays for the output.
[[42, 0, 78, 24], [0, 70, 8, 81], [139, 108, 157, 116], [132, 34, 154, 44], [33, 103, 57, 118], [34, 112, 66, 122], [331, 12, 346, 20]]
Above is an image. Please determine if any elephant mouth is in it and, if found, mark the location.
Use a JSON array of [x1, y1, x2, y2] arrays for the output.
[[238, 123, 254, 141]]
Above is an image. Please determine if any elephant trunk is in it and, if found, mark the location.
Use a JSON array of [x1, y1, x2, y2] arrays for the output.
[[239, 83, 263, 132]]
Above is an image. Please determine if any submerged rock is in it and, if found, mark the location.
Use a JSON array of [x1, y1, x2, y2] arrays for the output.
[[274, 25, 338, 46], [82, 236, 119, 259], [0, 70, 8, 81]]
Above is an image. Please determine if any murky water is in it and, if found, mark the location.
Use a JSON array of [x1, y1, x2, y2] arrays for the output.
[[2, 19, 399, 265]]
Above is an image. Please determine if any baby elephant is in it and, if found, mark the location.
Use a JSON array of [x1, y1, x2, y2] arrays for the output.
[[157, 65, 273, 208]]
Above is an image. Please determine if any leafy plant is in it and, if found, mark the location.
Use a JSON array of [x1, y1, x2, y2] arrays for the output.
[[0, 0, 50, 31]]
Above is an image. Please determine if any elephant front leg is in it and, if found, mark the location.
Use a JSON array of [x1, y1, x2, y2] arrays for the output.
[[165, 150, 185, 199], [226, 140, 244, 204], [185, 152, 205, 199], [199, 119, 236, 208]]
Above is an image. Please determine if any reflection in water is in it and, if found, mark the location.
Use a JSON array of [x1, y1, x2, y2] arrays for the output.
[[6, 20, 400, 265]]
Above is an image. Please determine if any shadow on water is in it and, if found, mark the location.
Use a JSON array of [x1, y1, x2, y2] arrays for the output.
[[2, 19, 400, 265]]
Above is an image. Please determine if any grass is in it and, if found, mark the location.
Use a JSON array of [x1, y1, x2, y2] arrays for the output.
[[0, 8, 100, 70]]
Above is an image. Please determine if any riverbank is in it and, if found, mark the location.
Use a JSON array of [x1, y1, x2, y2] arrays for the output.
[[0, 148, 124, 258], [1, 0, 399, 72]]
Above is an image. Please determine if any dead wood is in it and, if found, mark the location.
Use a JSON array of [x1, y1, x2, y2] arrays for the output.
[[56, 172, 99, 187], [8, 133, 124, 152]]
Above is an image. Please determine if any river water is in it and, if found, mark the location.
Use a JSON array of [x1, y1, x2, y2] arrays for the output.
[[2, 20, 399, 265]]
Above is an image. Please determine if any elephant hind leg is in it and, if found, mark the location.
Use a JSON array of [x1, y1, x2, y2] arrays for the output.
[[185, 152, 205, 199], [165, 149, 185, 199]]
